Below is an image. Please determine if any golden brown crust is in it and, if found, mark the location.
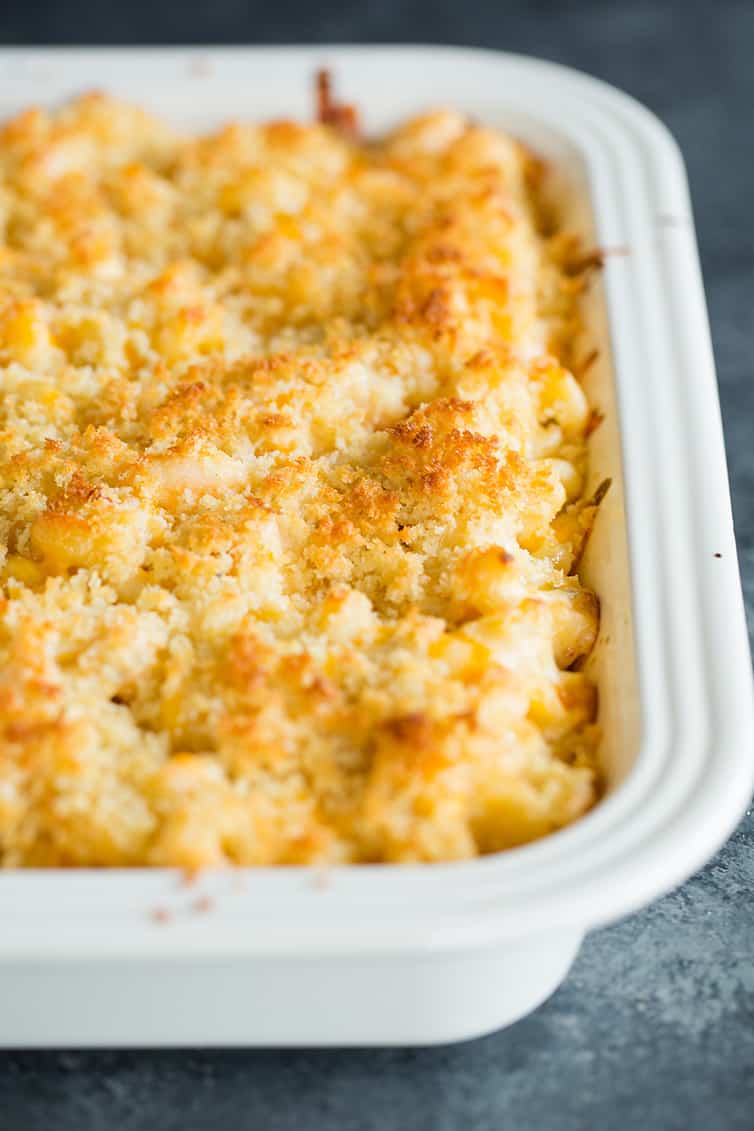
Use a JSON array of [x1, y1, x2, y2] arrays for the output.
[[0, 94, 600, 866], [315, 69, 360, 139]]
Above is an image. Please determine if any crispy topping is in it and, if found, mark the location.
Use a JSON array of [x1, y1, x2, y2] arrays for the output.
[[0, 92, 601, 867]]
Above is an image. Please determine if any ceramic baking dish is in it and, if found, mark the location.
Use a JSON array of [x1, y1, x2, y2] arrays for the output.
[[0, 46, 751, 1048]]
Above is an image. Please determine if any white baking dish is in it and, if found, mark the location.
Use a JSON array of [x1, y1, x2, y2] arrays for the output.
[[0, 46, 751, 1048]]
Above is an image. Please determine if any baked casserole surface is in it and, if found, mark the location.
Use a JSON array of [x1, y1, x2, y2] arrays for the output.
[[0, 94, 600, 866]]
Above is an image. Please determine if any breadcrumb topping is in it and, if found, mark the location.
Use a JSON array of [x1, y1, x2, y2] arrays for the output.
[[0, 93, 600, 866]]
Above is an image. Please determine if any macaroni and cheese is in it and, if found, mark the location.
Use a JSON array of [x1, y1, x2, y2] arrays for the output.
[[0, 94, 600, 866]]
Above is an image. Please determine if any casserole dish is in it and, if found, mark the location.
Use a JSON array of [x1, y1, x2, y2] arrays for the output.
[[0, 45, 751, 1047]]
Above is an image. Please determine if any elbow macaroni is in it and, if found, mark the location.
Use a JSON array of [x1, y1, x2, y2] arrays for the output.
[[0, 95, 600, 866]]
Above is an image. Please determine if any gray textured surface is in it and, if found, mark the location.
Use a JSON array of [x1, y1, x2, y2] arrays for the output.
[[1, 2, 753, 1128]]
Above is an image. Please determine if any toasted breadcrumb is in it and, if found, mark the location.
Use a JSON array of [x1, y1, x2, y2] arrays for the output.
[[0, 93, 600, 866]]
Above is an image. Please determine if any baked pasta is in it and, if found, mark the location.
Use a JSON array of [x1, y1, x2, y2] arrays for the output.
[[0, 91, 601, 867]]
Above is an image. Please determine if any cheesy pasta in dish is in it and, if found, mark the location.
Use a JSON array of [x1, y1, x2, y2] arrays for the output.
[[0, 91, 601, 866]]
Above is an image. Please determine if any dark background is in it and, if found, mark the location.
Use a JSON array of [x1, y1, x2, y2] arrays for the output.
[[2, 2, 753, 1128]]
